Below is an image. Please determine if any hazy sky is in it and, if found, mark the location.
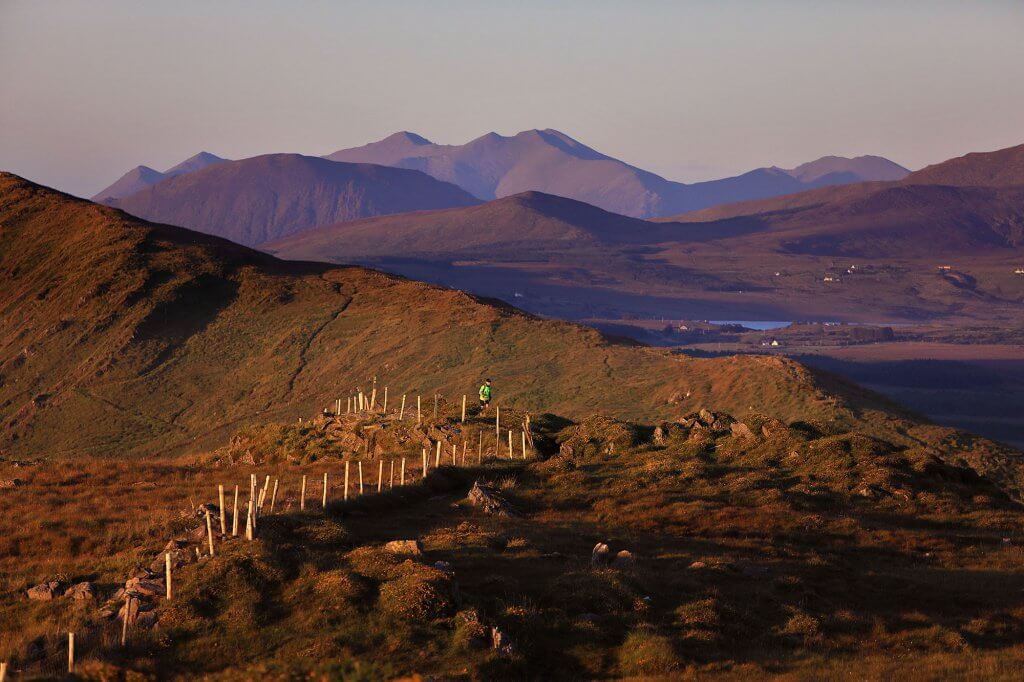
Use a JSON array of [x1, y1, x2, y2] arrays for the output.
[[2, 0, 1023, 198]]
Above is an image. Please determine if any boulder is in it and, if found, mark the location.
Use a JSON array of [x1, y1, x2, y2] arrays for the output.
[[612, 550, 636, 569], [26, 581, 62, 601], [698, 408, 716, 426], [67, 582, 95, 601], [591, 542, 611, 566], [124, 577, 164, 597], [384, 539, 424, 556], [466, 481, 516, 517], [730, 422, 755, 440]]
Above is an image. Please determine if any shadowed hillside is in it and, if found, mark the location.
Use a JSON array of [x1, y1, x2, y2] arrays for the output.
[[265, 191, 691, 260], [0, 173, 895, 459], [105, 154, 480, 246]]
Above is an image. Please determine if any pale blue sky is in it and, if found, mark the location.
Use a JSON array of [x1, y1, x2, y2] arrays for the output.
[[2, 0, 1022, 197]]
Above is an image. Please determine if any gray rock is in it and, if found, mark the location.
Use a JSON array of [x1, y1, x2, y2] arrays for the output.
[[384, 539, 423, 556], [26, 581, 62, 601], [730, 421, 755, 440], [67, 582, 95, 601], [466, 480, 516, 516], [125, 577, 164, 597]]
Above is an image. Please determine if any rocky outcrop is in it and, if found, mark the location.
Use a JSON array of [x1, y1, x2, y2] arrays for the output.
[[466, 481, 516, 517], [26, 581, 62, 600]]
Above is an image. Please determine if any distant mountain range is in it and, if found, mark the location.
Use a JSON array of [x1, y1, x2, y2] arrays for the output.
[[92, 151, 227, 201], [325, 129, 909, 217], [105, 154, 480, 246], [669, 143, 1024, 257], [94, 130, 908, 223]]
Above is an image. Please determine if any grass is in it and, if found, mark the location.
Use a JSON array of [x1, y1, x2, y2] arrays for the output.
[[3, 408, 1024, 678]]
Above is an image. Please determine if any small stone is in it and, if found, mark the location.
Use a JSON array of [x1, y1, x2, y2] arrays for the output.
[[26, 581, 62, 601], [124, 577, 163, 597], [730, 422, 755, 440], [67, 582, 95, 601], [612, 550, 636, 569], [591, 542, 611, 566], [384, 539, 424, 556]]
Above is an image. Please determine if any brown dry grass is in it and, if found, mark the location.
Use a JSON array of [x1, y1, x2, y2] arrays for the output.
[[3, 408, 1024, 678]]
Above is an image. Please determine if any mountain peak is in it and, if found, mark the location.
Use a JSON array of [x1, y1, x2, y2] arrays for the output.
[[784, 155, 910, 184], [164, 151, 228, 178], [383, 131, 432, 146]]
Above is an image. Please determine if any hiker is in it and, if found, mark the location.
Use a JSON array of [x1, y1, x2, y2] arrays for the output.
[[479, 379, 492, 412]]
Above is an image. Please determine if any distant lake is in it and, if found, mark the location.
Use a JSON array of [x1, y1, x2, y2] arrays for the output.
[[710, 320, 792, 330]]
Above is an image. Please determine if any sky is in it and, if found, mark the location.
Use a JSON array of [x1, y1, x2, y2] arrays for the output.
[[1, 0, 1023, 198]]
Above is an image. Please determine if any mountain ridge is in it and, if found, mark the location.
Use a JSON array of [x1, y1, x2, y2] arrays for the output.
[[325, 129, 909, 218], [104, 153, 481, 246]]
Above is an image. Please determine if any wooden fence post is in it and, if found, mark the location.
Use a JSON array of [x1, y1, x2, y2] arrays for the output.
[[270, 479, 279, 513], [260, 475, 271, 511], [390, 460, 395, 489], [1, 661, 8, 682], [461, 395, 467, 422], [300, 475, 307, 511], [496, 406, 500, 436], [452, 443, 456, 466], [68, 632, 74, 673], [522, 431, 527, 459], [400, 394, 406, 420], [165, 552, 173, 600], [417, 395, 421, 424], [358, 461, 364, 495], [422, 448, 428, 477], [401, 458, 406, 485], [344, 462, 350, 502], [508, 430, 513, 459], [232, 485, 240, 536], [433, 394, 438, 418], [383, 387, 388, 414], [462, 441, 467, 465], [435, 440, 441, 468], [246, 501, 254, 540], [218, 485, 226, 535], [322, 472, 329, 509], [347, 397, 351, 414], [378, 459, 384, 493], [370, 387, 377, 411], [206, 508, 215, 557]]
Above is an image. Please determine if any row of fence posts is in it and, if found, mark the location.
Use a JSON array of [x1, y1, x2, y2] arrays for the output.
[[44, 389, 533, 677]]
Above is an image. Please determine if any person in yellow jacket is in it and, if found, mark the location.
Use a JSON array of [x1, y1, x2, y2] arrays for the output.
[[478, 379, 492, 412]]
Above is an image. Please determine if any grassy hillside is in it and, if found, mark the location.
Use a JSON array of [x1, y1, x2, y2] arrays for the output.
[[0, 173, 877, 459], [3, 407, 1024, 678]]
